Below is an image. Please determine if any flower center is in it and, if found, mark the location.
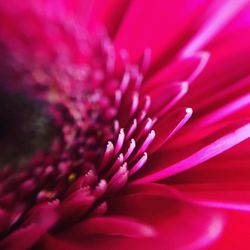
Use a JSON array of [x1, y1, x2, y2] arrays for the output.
[[0, 23, 155, 240], [0, 87, 55, 166]]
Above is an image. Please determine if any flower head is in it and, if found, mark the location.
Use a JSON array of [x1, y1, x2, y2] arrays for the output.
[[0, 0, 250, 249]]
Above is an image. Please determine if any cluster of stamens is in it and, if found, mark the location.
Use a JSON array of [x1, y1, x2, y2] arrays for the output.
[[0, 22, 155, 239]]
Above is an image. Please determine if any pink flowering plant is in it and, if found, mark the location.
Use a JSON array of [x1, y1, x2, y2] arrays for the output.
[[0, 0, 249, 249]]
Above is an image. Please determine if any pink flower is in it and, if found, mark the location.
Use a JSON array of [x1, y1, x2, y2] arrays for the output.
[[0, 0, 249, 249]]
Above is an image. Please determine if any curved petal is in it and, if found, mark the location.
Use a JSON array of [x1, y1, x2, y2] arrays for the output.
[[0, 203, 58, 250], [86, 0, 131, 37], [193, 93, 250, 128], [114, 0, 209, 65], [108, 184, 224, 250], [183, 29, 250, 104], [180, 0, 249, 56], [0, 209, 11, 235], [165, 139, 250, 211], [147, 82, 189, 118], [40, 183, 224, 250], [133, 121, 250, 183], [59, 216, 156, 239], [208, 209, 250, 250], [143, 51, 209, 92], [149, 107, 193, 154], [184, 75, 250, 126]]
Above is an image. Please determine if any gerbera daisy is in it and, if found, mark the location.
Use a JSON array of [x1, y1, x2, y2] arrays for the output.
[[0, 0, 249, 249]]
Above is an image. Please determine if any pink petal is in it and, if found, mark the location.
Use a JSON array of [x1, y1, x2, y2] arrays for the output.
[[86, 0, 130, 37], [60, 216, 156, 239], [0, 203, 58, 250], [43, 184, 223, 250], [38, 234, 83, 250], [143, 52, 209, 92], [194, 93, 250, 128], [60, 190, 95, 224], [133, 122, 250, 183], [0, 224, 48, 250], [165, 139, 250, 211], [0, 209, 11, 234], [114, 0, 209, 64], [186, 75, 250, 124], [180, 0, 249, 56], [149, 108, 192, 154], [183, 30, 250, 103], [146, 82, 189, 118], [208, 209, 250, 250], [109, 184, 223, 250]]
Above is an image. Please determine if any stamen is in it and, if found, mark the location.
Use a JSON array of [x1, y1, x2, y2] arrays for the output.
[[124, 139, 136, 161], [129, 153, 148, 176], [130, 92, 139, 119], [120, 72, 130, 94], [104, 153, 124, 179], [126, 119, 137, 140], [133, 130, 156, 160], [108, 163, 128, 194], [99, 141, 114, 171], [114, 129, 125, 154], [93, 179, 108, 198]]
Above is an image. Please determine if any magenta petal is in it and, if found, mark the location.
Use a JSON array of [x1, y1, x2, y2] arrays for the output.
[[184, 31, 250, 103], [149, 107, 192, 154], [0, 203, 58, 250], [187, 75, 250, 123], [194, 93, 250, 128], [108, 183, 224, 250], [207, 209, 250, 250], [134, 122, 250, 184], [47, 183, 224, 250], [180, 0, 249, 56], [60, 216, 156, 239], [39, 234, 83, 250], [0, 209, 11, 234], [167, 140, 250, 186], [166, 139, 250, 212], [180, 184, 250, 212], [0, 224, 48, 250], [60, 190, 95, 223], [87, 0, 130, 37], [147, 82, 189, 118], [143, 51, 209, 92], [114, 0, 209, 64]]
